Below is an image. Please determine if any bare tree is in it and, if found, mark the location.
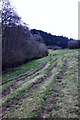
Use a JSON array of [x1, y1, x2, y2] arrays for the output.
[[2, 0, 21, 26], [2, 0, 48, 71]]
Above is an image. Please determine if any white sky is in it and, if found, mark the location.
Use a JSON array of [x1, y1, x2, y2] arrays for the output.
[[11, 0, 79, 39]]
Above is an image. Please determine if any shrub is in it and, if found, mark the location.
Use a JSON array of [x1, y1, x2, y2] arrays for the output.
[[67, 40, 80, 49]]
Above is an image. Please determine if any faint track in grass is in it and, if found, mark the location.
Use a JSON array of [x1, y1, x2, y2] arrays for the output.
[[2, 61, 51, 101], [39, 55, 79, 118], [1, 62, 49, 98], [3, 56, 63, 118], [38, 59, 68, 118], [1, 62, 48, 85], [2, 58, 58, 118], [1, 61, 53, 98], [2, 49, 79, 118], [1, 57, 57, 99]]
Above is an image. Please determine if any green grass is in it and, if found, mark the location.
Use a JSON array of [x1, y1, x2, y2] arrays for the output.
[[2, 49, 79, 118], [0, 80, 16, 94], [2, 56, 50, 83]]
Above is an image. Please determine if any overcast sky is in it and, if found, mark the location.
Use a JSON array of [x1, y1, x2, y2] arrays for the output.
[[12, 0, 79, 39]]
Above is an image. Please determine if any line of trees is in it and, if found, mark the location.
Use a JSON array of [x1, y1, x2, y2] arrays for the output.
[[2, 0, 48, 71]]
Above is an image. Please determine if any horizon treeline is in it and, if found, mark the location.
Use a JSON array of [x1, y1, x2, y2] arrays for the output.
[[31, 29, 80, 49]]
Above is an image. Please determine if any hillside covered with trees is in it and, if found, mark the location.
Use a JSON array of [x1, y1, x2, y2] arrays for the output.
[[31, 29, 80, 49]]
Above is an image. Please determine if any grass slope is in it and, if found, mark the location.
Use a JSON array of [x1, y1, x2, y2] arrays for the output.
[[1, 49, 79, 119]]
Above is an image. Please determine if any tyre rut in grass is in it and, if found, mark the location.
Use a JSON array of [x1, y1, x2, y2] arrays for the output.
[[2, 56, 57, 100], [38, 59, 68, 118], [2, 62, 48, 85], [2, 60, 58, 118], [1, 62, 50, 98], [3, 50, 78, 118], [2, 58, 56, 115]]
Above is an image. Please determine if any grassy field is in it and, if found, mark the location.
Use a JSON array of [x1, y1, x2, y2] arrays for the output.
[[1, 49, 79, 118]]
